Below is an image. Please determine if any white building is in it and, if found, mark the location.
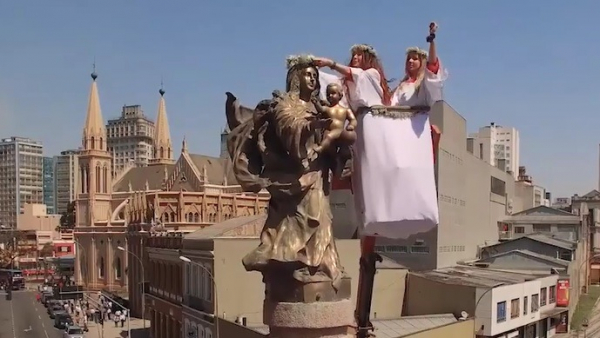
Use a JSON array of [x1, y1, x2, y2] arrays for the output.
[[106, 104, 155, 175], [469, 122, 520, 178], [405, 266, 567, 338], [0, 137, 44, 228]]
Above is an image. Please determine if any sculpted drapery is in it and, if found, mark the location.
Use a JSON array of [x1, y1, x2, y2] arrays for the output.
[[225, 55, 345, 288]]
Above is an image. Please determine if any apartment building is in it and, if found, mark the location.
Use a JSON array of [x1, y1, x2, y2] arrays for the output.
[[0, 137, 44, 228], [106, 104, 155, 175], [468, 122, 520, 179], [53, 149, 80, 215], [42, 157, 56, 214], [404, 266, 567, 337]]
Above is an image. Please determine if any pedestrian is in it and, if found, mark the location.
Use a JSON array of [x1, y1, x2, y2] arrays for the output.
[[113, 313, 119, 327], [120, 313, 126, 327]]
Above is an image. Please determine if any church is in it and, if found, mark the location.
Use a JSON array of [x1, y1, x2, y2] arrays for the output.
[[73, 71, 269, 296]]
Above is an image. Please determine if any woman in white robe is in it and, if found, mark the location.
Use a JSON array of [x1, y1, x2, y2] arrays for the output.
[[314, 25, 447, 240]]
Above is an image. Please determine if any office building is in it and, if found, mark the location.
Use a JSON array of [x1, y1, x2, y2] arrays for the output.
[[106, 104, 155, 175], [468, 122, 520, 178], [53, 149, 80, 215], [0, 137, 44, 228], [42, 156, 56, 214]]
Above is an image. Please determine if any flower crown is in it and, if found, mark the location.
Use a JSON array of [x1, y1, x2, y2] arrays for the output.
[[351, 44, 378, 57], [286, 54, 316, 70], [406, 47, 428, 59]]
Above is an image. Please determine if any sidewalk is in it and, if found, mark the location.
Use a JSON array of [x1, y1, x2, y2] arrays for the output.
[[85, 317, 150, 338], [554, 293, 600, 338]]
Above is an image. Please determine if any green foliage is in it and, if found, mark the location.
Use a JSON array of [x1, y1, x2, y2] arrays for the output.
[[59, 201, 76, 229]]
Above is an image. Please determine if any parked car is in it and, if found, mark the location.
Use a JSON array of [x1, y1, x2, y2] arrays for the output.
[[49, 307, 66, 319], [54, 312, 73, 329], [62, 325, 84, 338]]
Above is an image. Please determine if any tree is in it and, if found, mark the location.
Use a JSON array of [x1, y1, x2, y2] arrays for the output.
[[0, 230, 28, 268], [39, 242, 54, 258], [59, 201, 76, 230]]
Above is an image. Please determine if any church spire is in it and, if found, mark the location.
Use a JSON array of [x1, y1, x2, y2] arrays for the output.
[[82, 65, 107, 151], [150, 82, 175, 165]]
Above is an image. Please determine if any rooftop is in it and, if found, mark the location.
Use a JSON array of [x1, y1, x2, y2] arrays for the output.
[[413, 265, 542, 288], [480, 249, 570, 268], [247, 314, 460, 338]]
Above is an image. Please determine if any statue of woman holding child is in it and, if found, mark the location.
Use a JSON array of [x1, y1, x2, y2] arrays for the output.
[[225, 54, 350, 290]]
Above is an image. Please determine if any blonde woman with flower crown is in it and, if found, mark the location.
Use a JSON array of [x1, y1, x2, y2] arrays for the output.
[[313, 22, 447, 241]]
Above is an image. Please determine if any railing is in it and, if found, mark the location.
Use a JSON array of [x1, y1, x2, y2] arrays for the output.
[[499, 231, 512, 240]]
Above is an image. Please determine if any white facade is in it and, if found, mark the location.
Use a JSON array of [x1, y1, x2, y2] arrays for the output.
[[106, 105, 155, 175], [469, 123, 520, 179], [0, 136, 44, 228], [476, 274, 559, 337]]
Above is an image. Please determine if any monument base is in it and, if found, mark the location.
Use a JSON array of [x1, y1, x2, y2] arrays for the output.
[[265, 299, 356, 338], [263, 275, 356, 338]]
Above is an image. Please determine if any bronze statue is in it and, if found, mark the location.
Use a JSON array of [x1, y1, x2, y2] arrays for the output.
[[311, 83, 357, 155], [225, 54, 348, 290]]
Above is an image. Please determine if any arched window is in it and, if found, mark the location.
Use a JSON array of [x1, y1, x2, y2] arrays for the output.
[[170, 212, 176, 222], [98, 256, 105, 279], [115, 257, 122, 279], [162, 212, 169, 223], [95, 165, 101, 193], [193, 213, 200, 223], [91, 137, 95, 150]]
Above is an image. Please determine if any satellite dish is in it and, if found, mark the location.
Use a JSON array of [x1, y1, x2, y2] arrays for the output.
[[460, 311, 469, 320]]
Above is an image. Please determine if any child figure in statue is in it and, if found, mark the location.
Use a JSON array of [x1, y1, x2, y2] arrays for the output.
[[313, 83, 357, 155]]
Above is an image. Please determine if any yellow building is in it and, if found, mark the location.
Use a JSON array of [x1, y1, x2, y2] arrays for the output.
[[73, 71, 269, 297]]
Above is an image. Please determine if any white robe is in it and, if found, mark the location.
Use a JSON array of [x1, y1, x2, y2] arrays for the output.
[[319, 62, 447, 239]]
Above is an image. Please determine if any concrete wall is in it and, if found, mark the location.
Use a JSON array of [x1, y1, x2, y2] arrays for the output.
[[403, 274, 476, 317], [432, 101, 520, 270], [218, 319, 266, 338], [213, 238, 408, 326], [404, 319, 475, 338]]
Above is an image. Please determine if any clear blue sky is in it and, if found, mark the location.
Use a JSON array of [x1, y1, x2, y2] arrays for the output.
[[0, 1, 597, 197]]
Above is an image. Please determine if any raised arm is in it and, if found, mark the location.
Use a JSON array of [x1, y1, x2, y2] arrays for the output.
[[426, 22, 439, 74], [314, 57, 352, 79]]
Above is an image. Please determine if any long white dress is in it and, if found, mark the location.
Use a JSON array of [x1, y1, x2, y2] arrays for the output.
[[319, 62, 447, 239]]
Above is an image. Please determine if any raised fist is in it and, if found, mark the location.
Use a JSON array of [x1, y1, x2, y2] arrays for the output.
[[426, 22, 438, 43], [429, 22, 438, 34]]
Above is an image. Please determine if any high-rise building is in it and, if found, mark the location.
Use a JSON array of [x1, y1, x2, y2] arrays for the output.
[[220, 128, 229, 159], [0, 137, 44, 228], [53, 149, 80, 215], [42, 157, 56, 214], [106, 104, 155, 175], [467, 122, 520, 178]]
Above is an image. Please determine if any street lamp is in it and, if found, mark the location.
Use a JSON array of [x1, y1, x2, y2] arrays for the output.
[[473, 282, 505, 338], [179, 256, 219, 338], [117, 246, 146, 330]]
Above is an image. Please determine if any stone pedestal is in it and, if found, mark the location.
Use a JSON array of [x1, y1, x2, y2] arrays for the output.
[[264, 274, 356, 338]]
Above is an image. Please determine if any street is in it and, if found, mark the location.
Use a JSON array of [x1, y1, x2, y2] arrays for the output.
[[0, 290, 63, 338]]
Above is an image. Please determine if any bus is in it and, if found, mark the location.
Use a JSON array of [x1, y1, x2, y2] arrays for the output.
[[0, 269, 25, 290]]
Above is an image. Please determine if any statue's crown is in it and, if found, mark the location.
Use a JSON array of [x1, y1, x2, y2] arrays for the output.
[[286, 54, 315, 70]]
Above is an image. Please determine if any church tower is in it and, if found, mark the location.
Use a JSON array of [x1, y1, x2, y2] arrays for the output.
[[149, 86, 175, 165], [76, 70, 113, 226]]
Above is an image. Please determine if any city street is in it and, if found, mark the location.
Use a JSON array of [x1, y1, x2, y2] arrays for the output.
[[0, 290, 63, 338]]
